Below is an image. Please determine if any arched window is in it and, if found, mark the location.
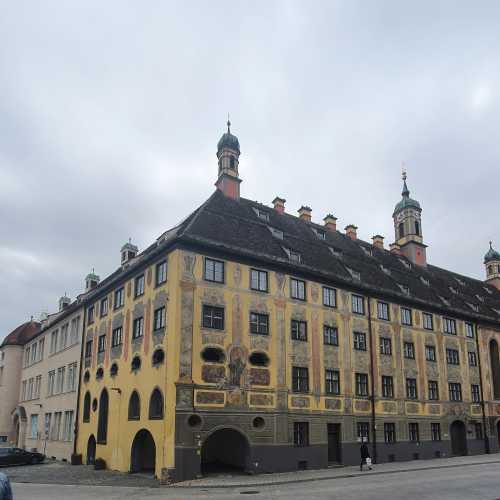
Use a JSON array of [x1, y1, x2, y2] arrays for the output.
[[128, 391, 140, 420], [399, 222, 404, 239], [201, 347, 225, 363], [110, 363, 118, 377], [249, 351, 270, 367], [230, 156, 235, 169], [489, 265, 494, 275], [490, 339, 500, 400], [149, 388, 164, 420], [415, 221, 420, 236], [97, 389, 109, 444], [131, 356, 141, 371], [83, 391, 91, 423], [152, 349, 165, 366]]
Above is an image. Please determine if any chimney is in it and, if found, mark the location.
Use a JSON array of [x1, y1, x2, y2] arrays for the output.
[[323, 214, 337, 232], [372, 235, 384, 250], [59, 295, 71, 311], [298, 206, 312, 222], [345, 224, 358, 240], [389, 243, 402, 255], [272, 197, 286, 214]]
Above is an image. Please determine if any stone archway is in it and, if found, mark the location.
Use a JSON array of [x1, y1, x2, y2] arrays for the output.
[[450, 420, 468, 456], [86, 435, 96, 465], [130, 429, 156, 474], [12, 406, 27, 448], [201, 428, 249, 475]]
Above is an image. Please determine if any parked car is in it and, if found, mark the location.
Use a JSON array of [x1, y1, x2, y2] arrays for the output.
[[0, 447, 45, 466]]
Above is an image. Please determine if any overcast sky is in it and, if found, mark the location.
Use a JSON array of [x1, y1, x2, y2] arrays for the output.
[[1, 1, 500, 341]]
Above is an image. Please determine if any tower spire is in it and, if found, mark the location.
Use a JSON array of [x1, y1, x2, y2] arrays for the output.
[[402, 164, 410, 197], [216, 118, 241, 199]]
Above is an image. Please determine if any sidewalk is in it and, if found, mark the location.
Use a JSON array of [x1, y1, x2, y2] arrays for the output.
[[174, 453, 500, 488]]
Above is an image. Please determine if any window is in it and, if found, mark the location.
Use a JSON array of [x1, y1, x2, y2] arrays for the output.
[[52, 412, 62, 440], [352, 294, 365, 314], [114, 287, 124, 309], [83, 392, 91, 422], [98, 334, 106, 353], [21, 380, 27, 401], [27, 378, 34, 400], [471, 384, 481, 403], [401, 307, 412, 326], [465, 322, 474, 338], [446, 348, 460, 365], [63, 411, 74, 441], [384, 423, 396, 443], [357, 422, 370, 443], [449, 382, 462, 402], [30, 414, 38, 439], [431, 423, 441, 441], [353, 332, 366, 351], [380, 337, 392, 355], [111, 327, 123, 347], [287, 249, 301, 263], [149, 388, 164, 419], [250, 312, 269, 335], [428, 380, 439, 400], [382, 375, 394, 398], [292, 366, 309, 393], [294, 422, 309, 447], [70, 317, 80, 344], [131, 356, 142, 371], [323, 287, 337, 308], [202, 305, 225, 330], [250, 269, 268, 292], [425, 345, 436, 362], [97, 389, 109, 444], [475, 422, 483, 440], [406, 378, 418, 399], [204, 258, 224, 283], [132, 317, 144, 339], [155, 260, 167, 286], [154, 307, 166, 331], [290, 278, 306, 300], [50, 330, 58, 354], [254, 208, 269, 222], [38, 338, 44, 360], [110, 363, 119, 376], [443, 317, 457, 335], [377, 301, 390, 321], [269, 226, 284, 239], [356, 373, 369, 397], [201, 347, 225, 363], [409, 423, 419, 442], [325, 370, 340, 395], [31, 343, 37, 363], [404, 342, 415, 359], [468, 351, 478, 367], [128, 391, 140, 420], [313, 228, 326, 240], [47, 371, 55, 396], [323, 325, 338, 346], [96, 367, 104, 380], [134, 274, 145, 298], [347, 267, 361, 280], [399, 222, 404, 239], [59, 325, 68, 350], [100, 297, 108, 317], [249, 351, 269, 367], [87, 305, 95, 324], [291, 320, 307, 341], [67, 363, 77, 391]]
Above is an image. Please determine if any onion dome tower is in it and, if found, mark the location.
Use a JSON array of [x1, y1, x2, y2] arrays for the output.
[[484, 241, 500, 289], [393, 170, 427, 266], [215, 119, 241, 200]]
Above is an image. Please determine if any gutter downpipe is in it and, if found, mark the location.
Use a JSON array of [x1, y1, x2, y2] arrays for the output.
[[474, 323, 490, 454]]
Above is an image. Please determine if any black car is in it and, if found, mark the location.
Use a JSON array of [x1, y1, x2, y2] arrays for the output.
[[0, 447, 45, 466]]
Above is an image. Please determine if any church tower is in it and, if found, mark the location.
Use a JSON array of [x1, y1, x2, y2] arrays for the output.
[[484, 242, 500, 290], [393, 171, 427, 266], [215, 119, 241, 200]]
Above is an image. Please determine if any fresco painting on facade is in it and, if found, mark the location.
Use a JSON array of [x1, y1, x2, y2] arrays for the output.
[[2, 124, 500, 483]]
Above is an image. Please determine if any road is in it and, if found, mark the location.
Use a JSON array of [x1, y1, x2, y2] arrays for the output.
[[12, 461, 500, 499]]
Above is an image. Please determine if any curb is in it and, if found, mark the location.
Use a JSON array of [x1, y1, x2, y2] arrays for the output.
[[171, 458, 500, 489]]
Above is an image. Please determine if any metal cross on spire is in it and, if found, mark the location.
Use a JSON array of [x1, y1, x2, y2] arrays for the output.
[[227, 113, 231, 133]]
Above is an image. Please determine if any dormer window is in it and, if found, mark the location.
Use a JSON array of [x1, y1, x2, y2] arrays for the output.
[[253, 208, 269, 222], [361, 246, 372, 257], [346, 267, 361, 280], [380, 265, 391, 276], [329, 247, 342, 257], [439, 296, 450, 306], [467, 303, 479, 312], [284, 248, 301, 263], [398, 284, 410, 295], [475, 294, 485, 303], [268, 226, 284, 240], [449, 286, 458, 295], [484, 287, 493, 295], [420, 276, 430, 286], [312, 228, 326, 240], [399, 259, 412, 270], [455, 277, 466, 287]]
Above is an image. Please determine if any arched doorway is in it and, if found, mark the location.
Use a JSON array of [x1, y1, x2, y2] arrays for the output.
[[12, 406, 27, 448], [87, 435, 96, 465], [450, 421, 468, 456], [201, 428, 249, 475], [130, 429, 156, 474], [490, 340, 500, 399]]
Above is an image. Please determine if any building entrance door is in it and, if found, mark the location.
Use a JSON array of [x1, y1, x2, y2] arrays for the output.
[[450, 420, 467, 456], [327, 423, 342, 463]]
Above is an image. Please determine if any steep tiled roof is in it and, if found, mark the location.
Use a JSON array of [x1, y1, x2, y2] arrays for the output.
[[1, 320, 41, 347]]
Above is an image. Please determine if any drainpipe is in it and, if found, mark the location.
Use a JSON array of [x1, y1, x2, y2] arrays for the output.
[[367, 297, 378, 463], [73, 307, 87, 459], [474, 323, 490, 454]]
